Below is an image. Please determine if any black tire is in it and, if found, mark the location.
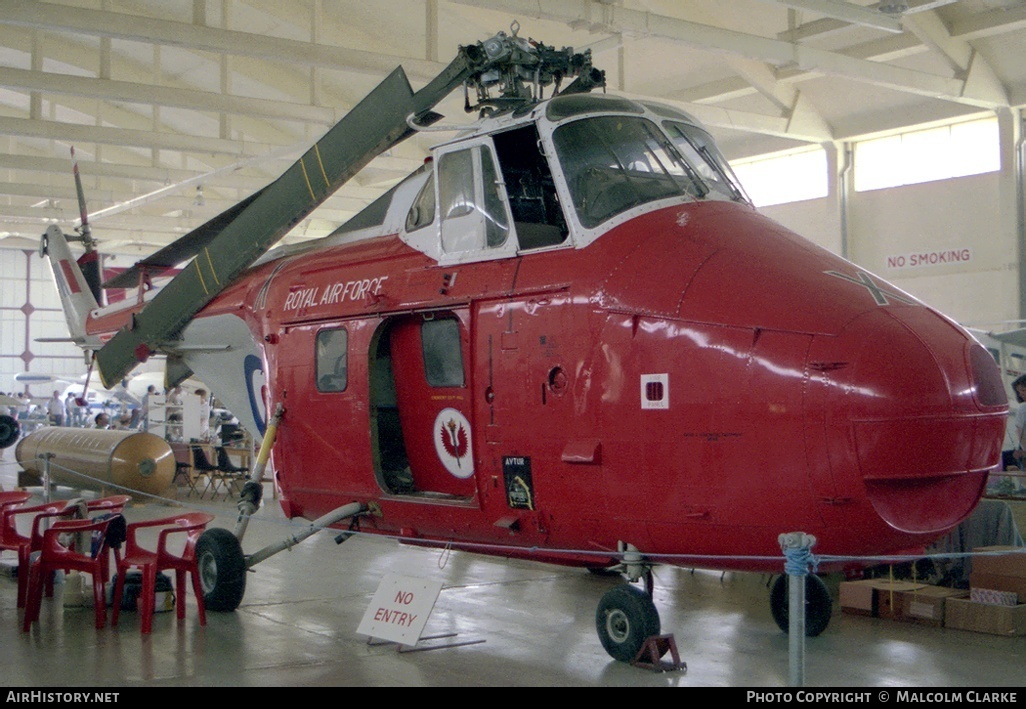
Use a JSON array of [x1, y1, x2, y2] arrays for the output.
[[196, 527, 247, 611], [770, 573, 832, 637], [595, 584, 661, 662], [0, 415, 20, 449]]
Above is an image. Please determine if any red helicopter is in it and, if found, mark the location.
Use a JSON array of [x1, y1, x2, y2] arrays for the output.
[[25, 27, 1007, 662]]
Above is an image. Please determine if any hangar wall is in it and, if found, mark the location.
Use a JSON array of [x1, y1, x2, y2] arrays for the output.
[[761, 127, 1023, 331], [849, 171, 1016, 327], [0, 248, 85, 395]]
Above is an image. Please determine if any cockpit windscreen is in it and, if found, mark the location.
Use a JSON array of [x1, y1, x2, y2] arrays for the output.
[[553, 116, 706, 229]]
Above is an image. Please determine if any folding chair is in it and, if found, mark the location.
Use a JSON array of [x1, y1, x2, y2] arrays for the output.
[[215, 447, 250, 498], [191, 446, 220, 498], [171, 443, 198, 497]]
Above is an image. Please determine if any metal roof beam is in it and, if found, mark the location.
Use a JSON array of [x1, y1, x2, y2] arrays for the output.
[[0, 67, 338, 125], [759, 0, 903, 33], [0, 0, 445, 82], [452, 0, 1008, 110]]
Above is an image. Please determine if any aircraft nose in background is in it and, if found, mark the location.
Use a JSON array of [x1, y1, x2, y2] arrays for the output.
[[809, 306, 1007, 537]]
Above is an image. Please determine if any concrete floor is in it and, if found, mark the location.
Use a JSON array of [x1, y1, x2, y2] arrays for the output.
[[2, 445, 1024, 688]]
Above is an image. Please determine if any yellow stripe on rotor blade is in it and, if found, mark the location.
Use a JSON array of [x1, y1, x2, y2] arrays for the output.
[[204, 248, 220, 286], [194, 258, 209, 295], [299, 157, 316, 202], [314, 144, 329, 187]]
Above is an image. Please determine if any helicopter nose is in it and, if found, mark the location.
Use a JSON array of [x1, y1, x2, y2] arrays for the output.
[[812, 307, 1007, 535]]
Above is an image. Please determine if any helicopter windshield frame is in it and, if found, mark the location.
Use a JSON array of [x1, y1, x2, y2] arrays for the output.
[[551, 115, 709, 229]]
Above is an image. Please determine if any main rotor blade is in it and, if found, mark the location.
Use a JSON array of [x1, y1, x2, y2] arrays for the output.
[[95, 68, 417, 388], [101, 188, 265, 290], [93, 46, 482, 388]]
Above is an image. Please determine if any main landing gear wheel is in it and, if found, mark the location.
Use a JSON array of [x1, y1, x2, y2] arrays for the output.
[[596, 584, 662, 662], [197, 527, 247, 612], [769, 573, 832, 637]]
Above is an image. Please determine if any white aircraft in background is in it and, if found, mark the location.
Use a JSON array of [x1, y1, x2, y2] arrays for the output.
[[12, 369, 205, 409]]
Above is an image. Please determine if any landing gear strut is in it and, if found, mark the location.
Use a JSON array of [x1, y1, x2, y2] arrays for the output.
[[593, 542, 672, 664], [195, 501, 369, 613]]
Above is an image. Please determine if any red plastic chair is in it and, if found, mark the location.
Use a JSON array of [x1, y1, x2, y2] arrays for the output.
[[111, 512, 215, 634], [0, 490, 32, 586], [22, 515, 117, 631], [1, 500, 69, 608], [85, 495, 131, 573], [0, 491, 31, 512], [87, 495, 131, 514]]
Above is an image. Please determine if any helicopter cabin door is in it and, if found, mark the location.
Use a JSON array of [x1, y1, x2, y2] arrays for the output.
[[376, 310, 476, 498]]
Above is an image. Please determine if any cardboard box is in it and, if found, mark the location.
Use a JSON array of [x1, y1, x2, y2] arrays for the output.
[[839, 579, 927, 619], [944, 596, 1026, 636], [877, 581, 927, 619], [970, 587, 1019, 606], [972, 546, 1026, 578], [840, 579, 878, 616], [900, 586, 968, 626], [971, 571, 1026, 601]]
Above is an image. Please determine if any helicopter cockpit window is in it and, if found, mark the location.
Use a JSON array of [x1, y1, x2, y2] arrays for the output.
[[662, 121, 750, 204], [316, 327, 348, 393], [438, 146, 510, 254], [422, 317, 464, 388], [553, 116, 706, 229], [492, 125, 569, 250], [405, 172, 436, 232]]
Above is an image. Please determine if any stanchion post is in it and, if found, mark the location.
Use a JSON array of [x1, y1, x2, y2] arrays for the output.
[[779, 531, 817, 688], [38, 452, 54, 503]]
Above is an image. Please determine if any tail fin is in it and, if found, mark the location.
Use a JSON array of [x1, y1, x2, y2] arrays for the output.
[[40, 224, 100, 345]]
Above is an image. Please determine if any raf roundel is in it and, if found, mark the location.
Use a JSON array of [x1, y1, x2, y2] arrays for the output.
[[433, 408, 474, 479]]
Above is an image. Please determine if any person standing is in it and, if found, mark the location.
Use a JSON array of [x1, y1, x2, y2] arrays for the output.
[[64, 392, 80, 427], [45, 391, 65, 427], [141, 384, 156, 431]]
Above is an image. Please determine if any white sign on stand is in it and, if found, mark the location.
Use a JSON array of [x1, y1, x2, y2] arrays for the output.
[[357, 574, 442, 646]]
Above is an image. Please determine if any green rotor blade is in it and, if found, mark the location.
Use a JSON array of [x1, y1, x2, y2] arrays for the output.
[[93, 48, 482, 388], [95, 68, 420, 388]]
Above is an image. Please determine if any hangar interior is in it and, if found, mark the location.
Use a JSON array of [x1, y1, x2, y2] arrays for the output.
[[1, 0, 1026, 687]]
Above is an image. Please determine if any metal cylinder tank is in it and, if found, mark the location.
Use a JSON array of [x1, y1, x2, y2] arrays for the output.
[[15, 428, 175, 496]]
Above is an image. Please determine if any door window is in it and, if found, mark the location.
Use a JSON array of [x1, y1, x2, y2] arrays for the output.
[[315, 327, 348, 392], [422, 318, 464, 387]]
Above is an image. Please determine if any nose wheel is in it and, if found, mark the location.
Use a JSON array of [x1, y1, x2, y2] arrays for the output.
[[596, 583, 662, 662]]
